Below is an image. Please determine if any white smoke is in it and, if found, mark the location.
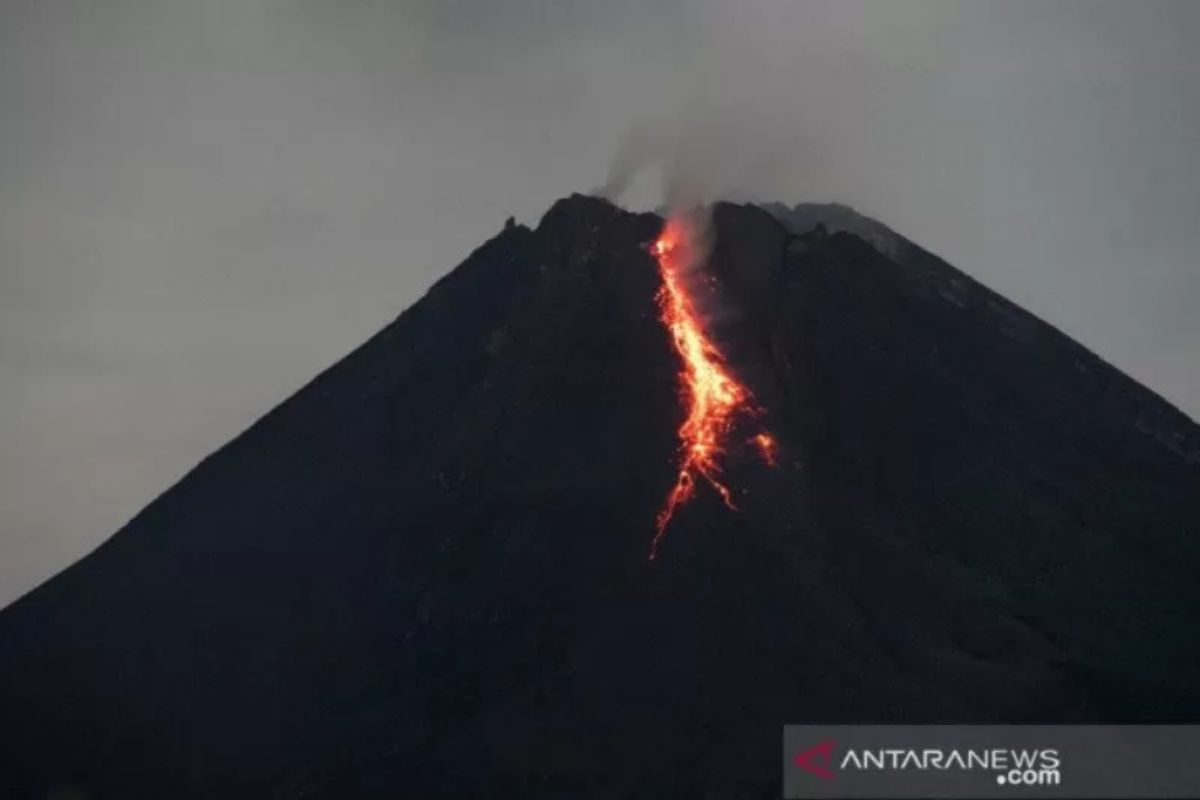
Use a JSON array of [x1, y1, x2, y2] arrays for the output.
[[595, 86, 819, 217]]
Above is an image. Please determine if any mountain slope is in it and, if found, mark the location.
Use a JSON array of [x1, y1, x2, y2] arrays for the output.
[[1, 194, 1198, 799]]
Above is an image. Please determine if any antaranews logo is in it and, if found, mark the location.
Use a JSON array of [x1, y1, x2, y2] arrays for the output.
[[792, 739, 1061, 786], [793, 739, 838, 781], [785, 725, 1200, 799]]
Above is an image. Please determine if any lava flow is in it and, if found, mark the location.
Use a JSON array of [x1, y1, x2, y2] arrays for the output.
[[650, 215, 775, 559]]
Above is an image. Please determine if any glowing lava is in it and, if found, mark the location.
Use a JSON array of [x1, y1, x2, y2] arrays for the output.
[[650, 215, 775, 559], [753, 433, 778, 467]]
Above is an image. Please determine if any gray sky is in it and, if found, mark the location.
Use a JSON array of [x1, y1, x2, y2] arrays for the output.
[[2, 0, 1198, 608]]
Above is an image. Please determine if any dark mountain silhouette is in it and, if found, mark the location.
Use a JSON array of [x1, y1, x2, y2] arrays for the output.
[[1, 194, 1198, 799]]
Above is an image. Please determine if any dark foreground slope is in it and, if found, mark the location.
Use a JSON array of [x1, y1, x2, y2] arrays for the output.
[[1, 195, 1198, 798]]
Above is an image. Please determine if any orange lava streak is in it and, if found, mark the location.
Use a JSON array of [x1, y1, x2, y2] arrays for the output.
[[649, 216, 773, 560], [753, 433, 778, 467]]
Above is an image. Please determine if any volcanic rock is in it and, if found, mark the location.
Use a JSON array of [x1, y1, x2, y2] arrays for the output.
[[1, 194, 1197, 798]]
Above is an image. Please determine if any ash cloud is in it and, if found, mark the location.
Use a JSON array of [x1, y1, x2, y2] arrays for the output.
[[596, 99, 815, 215]]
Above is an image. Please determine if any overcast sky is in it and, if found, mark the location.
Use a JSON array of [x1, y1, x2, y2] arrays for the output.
[[2, 0, 1198, 607]]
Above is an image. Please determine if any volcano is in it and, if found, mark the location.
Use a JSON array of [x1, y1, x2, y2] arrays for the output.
[[1, 195, 1198, 799]]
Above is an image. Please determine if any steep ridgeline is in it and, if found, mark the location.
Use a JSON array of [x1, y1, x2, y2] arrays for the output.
[[1, 195, 1197, 799]]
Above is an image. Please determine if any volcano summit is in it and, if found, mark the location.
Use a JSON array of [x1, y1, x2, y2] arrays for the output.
[[1, 195, 1198, 798]]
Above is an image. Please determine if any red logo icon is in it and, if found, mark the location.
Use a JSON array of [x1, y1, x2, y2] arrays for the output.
[[794, 739, 838, 781]]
